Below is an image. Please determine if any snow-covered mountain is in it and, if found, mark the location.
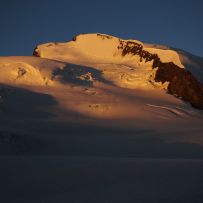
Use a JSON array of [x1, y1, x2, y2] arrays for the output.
[[0, 32, 203, 135], [1, 33, 203, 203], [0, 33, 203, 135], [34, 33, 203, 109]]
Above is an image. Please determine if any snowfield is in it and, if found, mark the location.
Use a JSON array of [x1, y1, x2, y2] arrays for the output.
[[0, 33, 203, 203]]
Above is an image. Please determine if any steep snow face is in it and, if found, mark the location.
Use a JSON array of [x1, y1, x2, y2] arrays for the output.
[[143, 43, 203, 83]]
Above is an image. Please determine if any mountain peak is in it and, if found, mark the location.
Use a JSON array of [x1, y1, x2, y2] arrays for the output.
[[33, 33, 203, 109]]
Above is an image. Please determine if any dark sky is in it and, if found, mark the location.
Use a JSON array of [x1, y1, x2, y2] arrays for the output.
[[0, 0, 203, 57]]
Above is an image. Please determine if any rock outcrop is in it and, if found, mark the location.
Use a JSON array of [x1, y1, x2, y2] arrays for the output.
[[116, 38, 203, 109]]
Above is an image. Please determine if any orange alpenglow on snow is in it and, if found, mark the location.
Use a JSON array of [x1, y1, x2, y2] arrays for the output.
[[0, 33, 203, 140]]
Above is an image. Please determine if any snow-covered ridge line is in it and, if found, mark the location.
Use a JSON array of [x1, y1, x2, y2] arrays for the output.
[[33, 33, 183, 68]]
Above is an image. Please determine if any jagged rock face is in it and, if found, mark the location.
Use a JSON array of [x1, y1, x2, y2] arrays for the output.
[[117, 38, 160, 63], [154, 62, 203, 109], [33, 34, 203, 110]]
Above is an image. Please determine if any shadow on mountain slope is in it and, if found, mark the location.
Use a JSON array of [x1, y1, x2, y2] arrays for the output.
[[1, 122, 203, 159], [0, 84, 57, 119], [52, 63, 112, 86]]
